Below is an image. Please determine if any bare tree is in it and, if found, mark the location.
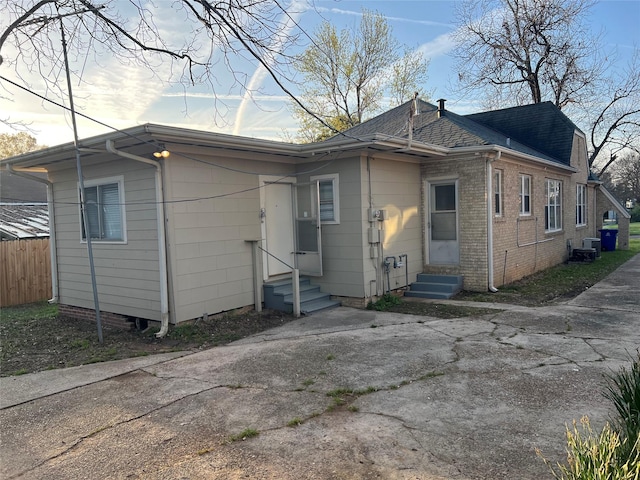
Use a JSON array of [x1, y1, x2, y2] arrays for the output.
[[609, 152, 640, 204], [0, 0, 315, 129], [453, 0, 640, 173], [292, 9, 430, 142]]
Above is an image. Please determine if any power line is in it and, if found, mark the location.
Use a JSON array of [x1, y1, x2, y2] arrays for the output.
[[0, 73, 343, 177]]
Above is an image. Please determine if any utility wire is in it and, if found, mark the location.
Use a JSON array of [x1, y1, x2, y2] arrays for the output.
[[0, 74, 341, 178]]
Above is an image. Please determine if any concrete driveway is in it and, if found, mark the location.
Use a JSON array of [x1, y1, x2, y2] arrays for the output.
[[1, 255, 638, 479]]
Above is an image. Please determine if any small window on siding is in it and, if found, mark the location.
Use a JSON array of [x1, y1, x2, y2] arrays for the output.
[[519, 175, 531, 216], [311, 174, 340, 224], [494, 169, 503, 217], [545, 179, 562, 232], [576, 184, 587, 226], [80, 177, 126, 242]]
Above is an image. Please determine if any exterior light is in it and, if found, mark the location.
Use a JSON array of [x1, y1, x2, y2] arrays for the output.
[[153, 145, 170, 158]]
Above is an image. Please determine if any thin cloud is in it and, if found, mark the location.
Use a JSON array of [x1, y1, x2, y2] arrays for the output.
[[232, 1, 305, 135], [315, 6, 453, 28], [416, 32, 457, 58]]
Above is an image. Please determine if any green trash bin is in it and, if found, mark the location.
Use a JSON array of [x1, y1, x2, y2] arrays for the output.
[[599, 229, 618, 251]]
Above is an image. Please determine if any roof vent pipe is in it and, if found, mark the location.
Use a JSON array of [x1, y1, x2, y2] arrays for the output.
[[437, 99, 446, 118], [411, 92, 420, 117]]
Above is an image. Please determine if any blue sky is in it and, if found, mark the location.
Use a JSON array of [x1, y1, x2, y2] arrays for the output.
[[1, 0, 638, 147]]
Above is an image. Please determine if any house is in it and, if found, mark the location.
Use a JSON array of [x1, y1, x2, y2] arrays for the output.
[[0, 100, 629, 330]]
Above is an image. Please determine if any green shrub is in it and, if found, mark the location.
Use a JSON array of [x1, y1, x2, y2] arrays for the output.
[[538, 417, 639, 480], [629, 206, 640, 223], [366, 294, 401, 311], [604, 351, 640, 466], [538, 353, 640, 479]]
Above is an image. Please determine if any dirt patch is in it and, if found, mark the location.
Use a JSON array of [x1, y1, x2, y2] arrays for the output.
[[0, 304, 295, 377]]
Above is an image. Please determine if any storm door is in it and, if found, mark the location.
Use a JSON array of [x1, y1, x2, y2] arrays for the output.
[[294, 181, 323, 276], [428, 181, 460, 264]]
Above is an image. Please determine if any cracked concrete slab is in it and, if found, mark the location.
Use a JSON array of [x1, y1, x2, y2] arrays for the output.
[[1, 254, 638, 479]]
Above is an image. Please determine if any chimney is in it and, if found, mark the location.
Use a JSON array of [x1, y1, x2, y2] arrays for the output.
[[437, 98, 446, 118]]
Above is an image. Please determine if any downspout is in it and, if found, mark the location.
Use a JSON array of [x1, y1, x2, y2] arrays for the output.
[[486, 152, 500, 292], [105, 140, 170, 338], [6, 165, 58, 303]]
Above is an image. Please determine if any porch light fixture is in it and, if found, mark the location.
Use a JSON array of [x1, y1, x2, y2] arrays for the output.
[[153, 145, 170, 158]]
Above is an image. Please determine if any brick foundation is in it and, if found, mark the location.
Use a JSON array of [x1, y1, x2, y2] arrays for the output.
[[58, 304, 133, 330]]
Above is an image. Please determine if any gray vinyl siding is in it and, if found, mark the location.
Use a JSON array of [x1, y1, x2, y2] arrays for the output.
[[164, 152, 294, 323], [366, 157, 423, 295], [48, 158, 161, 320], [296, 155, 422, 299], [296, 156, 367, 298]]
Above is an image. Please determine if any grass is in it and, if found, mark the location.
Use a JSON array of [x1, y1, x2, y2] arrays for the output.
[[457, 238, 639, 306], [287, 417, 303, 427], [537, 353, 640, 479], [604, 351, 640, 466], [629, 222, 640, 236], [0, 304, 295, 377], [227, 428, 259, 442]]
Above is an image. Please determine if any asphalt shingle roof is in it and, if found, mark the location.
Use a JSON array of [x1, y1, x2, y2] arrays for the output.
[[325, 99, 576, 166]]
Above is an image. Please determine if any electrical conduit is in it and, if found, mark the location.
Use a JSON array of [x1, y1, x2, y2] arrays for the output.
[[486, 152, 499, 292]]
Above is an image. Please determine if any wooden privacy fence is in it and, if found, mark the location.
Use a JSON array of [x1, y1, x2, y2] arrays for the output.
[[0, 238, 52, 307]]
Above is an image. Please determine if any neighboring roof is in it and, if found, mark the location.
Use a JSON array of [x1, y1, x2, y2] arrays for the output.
[[597, 186, 631, 219], [0, 203, 50, 240], [0, 170, 47, 202]]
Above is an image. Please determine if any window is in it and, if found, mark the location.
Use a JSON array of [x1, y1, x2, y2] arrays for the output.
[[311, 174, 339, 224], [576, 184, 587, 226], [494, 169, 503, 217], [519, 175, 531, 216], [545, 179, 562, 232], [80, 177, 126, 242]]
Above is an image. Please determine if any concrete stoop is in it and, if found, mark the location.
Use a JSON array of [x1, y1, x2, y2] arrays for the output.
[[404, 273, 464, 300], [263, 277, 341, 314]]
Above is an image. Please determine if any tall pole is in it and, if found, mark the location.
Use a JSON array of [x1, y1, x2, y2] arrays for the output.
[[59, 16, 103, 343]]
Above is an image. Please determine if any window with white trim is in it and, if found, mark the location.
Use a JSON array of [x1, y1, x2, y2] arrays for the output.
[[80, 176, 126, 242], [311, 174, 340, 224], [576, 184, 587, 226], [494, 169, 503, 217], [519, 175, 531, 216], [545, 179, 562, 232]]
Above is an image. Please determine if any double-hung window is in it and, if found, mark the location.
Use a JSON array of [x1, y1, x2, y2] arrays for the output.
[[576, 184, 587, 226], [311, 174, 340, 224], [494, 169, 503, 217], [80, 176, 126, 242], [545, 179, 562, 232], [519, 175, 531, 216]]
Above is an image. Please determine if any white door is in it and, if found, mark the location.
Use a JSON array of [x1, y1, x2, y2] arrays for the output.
[[428, 181, 459, 264], [263, 182, 295, 277], [294, 181, 323, 276]]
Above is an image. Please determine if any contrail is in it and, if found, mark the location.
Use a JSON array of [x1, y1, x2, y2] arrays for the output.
[[233, 1, 306, 135]]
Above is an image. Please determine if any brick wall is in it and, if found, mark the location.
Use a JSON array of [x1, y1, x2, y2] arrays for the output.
[[421, 140, 597, 291], [58, 304, 133, 330], [421, 155, 488, 290]]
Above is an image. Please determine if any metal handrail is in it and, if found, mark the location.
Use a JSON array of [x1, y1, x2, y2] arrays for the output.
[[256, 244, 294, 270]]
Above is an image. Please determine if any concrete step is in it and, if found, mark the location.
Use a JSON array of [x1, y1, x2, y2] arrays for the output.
[[263, 277, 340, 314], [406, 274, 464, 300]]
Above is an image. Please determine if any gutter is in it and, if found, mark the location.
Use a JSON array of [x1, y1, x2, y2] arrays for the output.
[[6, 165, 58, 303], [486, 152, 500, 293], [105, 140, 170, 338]]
